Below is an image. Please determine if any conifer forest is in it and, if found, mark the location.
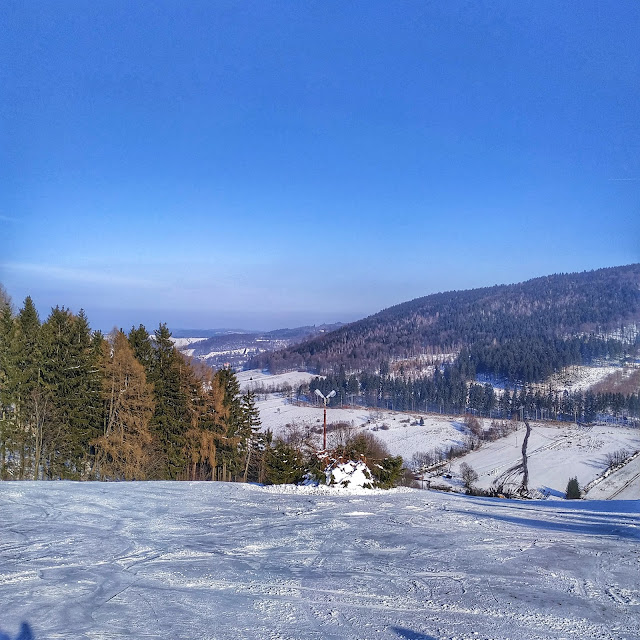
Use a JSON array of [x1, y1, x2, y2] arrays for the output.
[[0, 295, 265, 482]]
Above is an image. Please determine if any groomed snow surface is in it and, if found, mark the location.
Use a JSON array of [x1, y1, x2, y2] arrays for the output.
[[1, 482, 639, 640]]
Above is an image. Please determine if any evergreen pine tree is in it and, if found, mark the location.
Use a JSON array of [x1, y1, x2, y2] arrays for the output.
[[0, 303, 18, 478], [0, 284, 11, 311], [565, 477, 581, 499], [15, 298, 49, 479], [213, 368, 244, 480], [75, 310, 103, 476], [265, 439, 306, 485], [239, 391, 262, 481], [128, 324, 154, 375], [39, 307, 100, 478], [15, 298, 43, 478], [375, 455, 404, 489], [148, 323, 190, 479]]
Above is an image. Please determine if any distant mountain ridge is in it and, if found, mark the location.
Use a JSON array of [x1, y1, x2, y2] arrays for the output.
[[171, 328, 255, 339], [249, 264, 640, 382], [173, 323, 344, 370]]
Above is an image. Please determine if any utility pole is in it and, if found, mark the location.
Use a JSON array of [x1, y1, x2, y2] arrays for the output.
[[315, 389, 336, 451], [519, 402, 531, 495]]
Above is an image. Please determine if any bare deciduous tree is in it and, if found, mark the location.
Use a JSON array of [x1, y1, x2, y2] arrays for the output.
[[460, 462, 478, 488]]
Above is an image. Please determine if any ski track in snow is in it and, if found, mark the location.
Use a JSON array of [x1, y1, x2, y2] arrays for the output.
[[1, 482, 639, 640]]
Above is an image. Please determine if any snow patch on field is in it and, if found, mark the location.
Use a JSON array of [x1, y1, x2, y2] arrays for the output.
[[200, 348, 248, 359], [443, 422, 640, 498], [536, 365, 620, 393], [252, 391, 463, 460], [252, 482, 410, 496], [585, 454, 640, 499]]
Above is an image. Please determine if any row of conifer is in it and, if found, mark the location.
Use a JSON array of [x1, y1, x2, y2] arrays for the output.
[[0, 294, 263, 481]]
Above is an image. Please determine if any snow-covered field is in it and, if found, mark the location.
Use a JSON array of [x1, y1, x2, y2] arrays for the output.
[[534, 365, 621, 393], [247, 384, 640, 500], [586, 455, 640, 500], [170, 337, 208, 349], [251, 394, 471, 463], [444, 423, 640, 499], [237, 369, 322, 392], [1, 482, 638, 640]]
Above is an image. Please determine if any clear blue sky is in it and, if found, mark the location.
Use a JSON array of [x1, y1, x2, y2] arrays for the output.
[[2, 1, 639, 331]]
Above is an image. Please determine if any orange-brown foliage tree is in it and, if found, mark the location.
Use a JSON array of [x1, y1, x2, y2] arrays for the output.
[[94, 330, 155, 480]]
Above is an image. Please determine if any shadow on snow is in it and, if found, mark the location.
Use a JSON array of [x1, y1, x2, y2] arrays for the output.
[[392, 627, 439, 640], [0, 623, 34, 640], [469, 509, 640, 540]]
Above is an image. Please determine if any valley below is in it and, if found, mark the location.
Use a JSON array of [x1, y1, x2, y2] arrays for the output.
[[234, 369, 640, 501]]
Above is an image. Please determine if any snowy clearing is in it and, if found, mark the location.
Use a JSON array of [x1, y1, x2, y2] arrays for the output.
[[237, 369, 323, 391], [536, 365, 622, 394], [249, 389, 640, 500], [170, 337, 209, 349], [585, 454, 640, 500], [444, 423, 640, 499], [0, 482, 638, 640], [252, 392, 465, 460]]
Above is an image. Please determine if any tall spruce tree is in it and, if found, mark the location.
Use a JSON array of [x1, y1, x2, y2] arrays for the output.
[[40, 307, 100, 478], [128, 324, 154, 376], [14, 297, 46, 479], [0, 303, 18, 478], [0, 284, 10, 311], [565, 477, 581, 499], [74, 310, 103, 476], [148, 323, 190, 479], [214, 368, 244, 480], [239, 390, 262, 481], [14, 298, 50, 479]]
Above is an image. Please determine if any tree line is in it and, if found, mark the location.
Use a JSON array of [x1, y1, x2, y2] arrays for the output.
[[0, 295, 265, 481], [303, 363, 640, 422]]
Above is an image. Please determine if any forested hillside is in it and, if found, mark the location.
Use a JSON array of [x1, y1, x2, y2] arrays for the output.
[[251, 264, 640, 382]]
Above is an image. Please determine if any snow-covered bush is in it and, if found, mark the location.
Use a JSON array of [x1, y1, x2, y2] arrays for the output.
[[325, 460, 374, 489]]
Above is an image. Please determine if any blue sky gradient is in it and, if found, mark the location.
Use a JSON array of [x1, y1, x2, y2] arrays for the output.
[[2, 1, 639, 331]]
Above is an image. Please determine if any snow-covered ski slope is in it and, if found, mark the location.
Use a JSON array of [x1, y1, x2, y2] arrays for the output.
[[1, 482, 638, 640], [237, 369, 322, 391]]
